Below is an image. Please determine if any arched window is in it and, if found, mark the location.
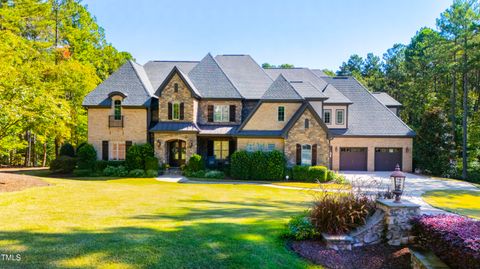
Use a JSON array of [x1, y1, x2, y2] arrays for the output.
[[301, 144, 312, 166], [304, 119, 310, 129], [114, 100, 122, 120]]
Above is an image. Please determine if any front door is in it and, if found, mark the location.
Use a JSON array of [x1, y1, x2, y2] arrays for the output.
[[169, 140, 186, 167]]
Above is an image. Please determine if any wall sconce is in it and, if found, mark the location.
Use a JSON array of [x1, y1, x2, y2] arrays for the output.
[[405, 147, 409, 153], [156, 139, 161, 149], [335, 146, 338, 152]]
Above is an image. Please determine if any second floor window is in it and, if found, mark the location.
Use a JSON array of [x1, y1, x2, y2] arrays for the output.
[[114, 100, 122, 120], [304, 119, 310, 129], [336, 109, 344, 125], [214, 105, 229, 122], [174, 83, 179, 93], [173, 103, 180, 120], [278, 106, 285, 121], [324, 109, 331, 124]]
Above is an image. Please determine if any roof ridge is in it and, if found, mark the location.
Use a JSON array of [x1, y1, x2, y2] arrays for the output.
[[149, 60, 200, 63], [129, 60, 154, 97], [350, 76, 414, 133], [210, 53, 244, 98]]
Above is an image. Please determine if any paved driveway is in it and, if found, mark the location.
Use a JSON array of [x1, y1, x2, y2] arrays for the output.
[[341, 171, 479, 214]]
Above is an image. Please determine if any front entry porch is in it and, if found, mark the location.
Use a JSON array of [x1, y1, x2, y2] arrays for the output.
[[167, 139, 186, 167], [197, 137, 236, 169], [153, 132, 197, 167]]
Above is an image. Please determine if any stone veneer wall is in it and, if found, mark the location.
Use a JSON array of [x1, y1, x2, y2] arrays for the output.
[[153, 133, 197, 165], [284, 109, 329, 166], [376, 199, 420, 246], [158, 73, 197, 122], [197, 100, 242, 125]]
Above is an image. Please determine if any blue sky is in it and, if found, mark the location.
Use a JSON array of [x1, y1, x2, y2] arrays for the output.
[[83, 0, 453, 70]]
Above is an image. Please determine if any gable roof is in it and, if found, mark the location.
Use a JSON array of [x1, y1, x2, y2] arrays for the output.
[[323, 77, 415, 137], [83, 60, 153, 107], [215, 54, 273, 99], [261, 74, 302, 100], [188, 53, 242, 99], [281, 102, 330, 138], [156, 66, 201, 98], [372, 92, 402, 107], [290, 81, 327, 99], [144, 60, 198, 91]]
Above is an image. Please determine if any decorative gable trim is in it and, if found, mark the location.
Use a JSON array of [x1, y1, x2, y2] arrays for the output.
[[156, 66, 201, 99], [281, 102, 331, 139], [108, 91, 128, 99]]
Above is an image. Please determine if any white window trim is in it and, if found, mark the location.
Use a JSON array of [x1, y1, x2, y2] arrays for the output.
[[323, 109, 332, 125], [336, 109, 345, 125], [110, 141, 126, 161], [214, 105, 230, 122], [172, 102, 180, 120], [301, 144, 312, 166]]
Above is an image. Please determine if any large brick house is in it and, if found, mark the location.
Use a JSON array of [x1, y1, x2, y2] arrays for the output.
[[82, 54, 415, 172]]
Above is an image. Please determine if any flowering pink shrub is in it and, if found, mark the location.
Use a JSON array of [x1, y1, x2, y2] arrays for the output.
[[412, 214, 480, 269]]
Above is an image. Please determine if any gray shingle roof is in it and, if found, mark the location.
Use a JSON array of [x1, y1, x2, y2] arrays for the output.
[[83, 60, 153, 107], [188, 54, 242, 99], [290, 81, 326, 99], [372, 92, 402, 107], [311, 69, 329, 77], [149, 122, 199, 132], [143, 61, 198, 91], [262, 75, 302, 100], [215, 55, 273, 99], [323, 77, 415, 137], [322, 84, 352, 104]]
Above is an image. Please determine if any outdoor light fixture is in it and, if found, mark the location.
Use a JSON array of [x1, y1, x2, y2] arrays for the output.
[[156, 139, 161, 149], [390, 164, 406, 203]]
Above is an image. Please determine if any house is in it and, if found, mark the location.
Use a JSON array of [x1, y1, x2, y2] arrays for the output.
[[372, 92, 402, 116], [82, 53, 415, 172]]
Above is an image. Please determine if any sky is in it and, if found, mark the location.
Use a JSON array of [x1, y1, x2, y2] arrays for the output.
[[82, 0, 453, 71]]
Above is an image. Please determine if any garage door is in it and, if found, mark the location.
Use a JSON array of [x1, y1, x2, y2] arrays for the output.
[[375, 148, 402, 171], [340, 147, 367, 171]]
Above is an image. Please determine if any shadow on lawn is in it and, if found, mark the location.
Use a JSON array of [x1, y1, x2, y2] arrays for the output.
[[0, 223, 301, 268]]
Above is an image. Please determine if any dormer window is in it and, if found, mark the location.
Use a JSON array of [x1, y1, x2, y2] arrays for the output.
[[174, 83, 179, 93], [114, 100, 122, 120], [336, 109, 345, 125]]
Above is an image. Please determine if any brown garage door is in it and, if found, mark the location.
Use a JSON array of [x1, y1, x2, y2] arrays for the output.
[[340, 147, 368, 171], [375, 148, 402, 171]]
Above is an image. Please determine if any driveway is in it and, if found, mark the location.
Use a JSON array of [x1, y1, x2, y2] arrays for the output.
[[341, 171, 479, 214]]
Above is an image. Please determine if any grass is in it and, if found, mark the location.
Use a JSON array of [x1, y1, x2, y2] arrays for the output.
[[422, 189, 480, 219], [187, 177, 350, 190], [0, 174, 320, 268]]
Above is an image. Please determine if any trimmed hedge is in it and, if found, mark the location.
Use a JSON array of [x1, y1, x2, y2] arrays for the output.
[[292, 165, 328, 182], [77, 143, 97, 170], [95, 160, 126, 172], [59, 143, 75, 157], [231, 150, 285, 180], [412, 214, 480, 269], [145, 156, 159, 171], [103, 165, 128, 177], [50, 156, 76, 174], [186, 154, 204, 172]]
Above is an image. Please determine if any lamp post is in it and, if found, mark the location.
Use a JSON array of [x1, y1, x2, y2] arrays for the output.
[[390, 164, 406, 203]]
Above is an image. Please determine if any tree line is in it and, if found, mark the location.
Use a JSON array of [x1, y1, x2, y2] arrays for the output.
[[330, 0, 479, 181], [0, 0, 131, 166]]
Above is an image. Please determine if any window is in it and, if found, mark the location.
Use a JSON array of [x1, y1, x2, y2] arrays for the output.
[[214, 105, 229, 122], [278, 106, 285, 121], [336, 109, 344, 125], [323, 109, 331, 124], [304, 119, 310, 129], [301, 144, 312, 166], [110, 141, 125, 160], [173, 103, 180, 120], [214, 140, 229, 160], [267, 144, 276, 151], [174, 83, 179, 93], [114, 100, 122, 120]]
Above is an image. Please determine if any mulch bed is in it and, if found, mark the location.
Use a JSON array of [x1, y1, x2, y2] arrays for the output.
[[289, 240, 411, 269], [0, 172, 50, 192]]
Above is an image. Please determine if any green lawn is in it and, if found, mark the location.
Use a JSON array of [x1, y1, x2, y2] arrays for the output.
[[422, 189, 480, 219], [0, 175, 319, 268]]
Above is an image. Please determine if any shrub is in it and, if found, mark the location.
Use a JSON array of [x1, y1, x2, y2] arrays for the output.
[[73, 169, 93, 177], [186, 154, 204, 172], [334, 174, 348, 184], [126, 143, 154, 170], [50, 156, 76, 174], [77, 143, 97, 170], [128, 169, 146, 178], [185, 170, 206, 178], [230, 151, 251, 180], [145, 169, 158, 177], [327, 170, 335, 181], [204, 170, 225, 179], [103, 165, 128, 177], [145, 156, 159, 171], [283, 212, 319, 240], [76, 142, 87, 153], [412, 214, 480, 269], [309, 191, 375, 234], [94, 160, 126, 172], [292, 165, 328, 182], [231, 150, 285, 180], [59, 143, 75, 157]]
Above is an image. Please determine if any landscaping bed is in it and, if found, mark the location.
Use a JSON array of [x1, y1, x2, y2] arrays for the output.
[[289, 240, 411, 269], [0, 172, 49, 192]]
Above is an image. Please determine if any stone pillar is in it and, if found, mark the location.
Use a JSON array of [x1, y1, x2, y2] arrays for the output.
[[376, 199, 420, 246]]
